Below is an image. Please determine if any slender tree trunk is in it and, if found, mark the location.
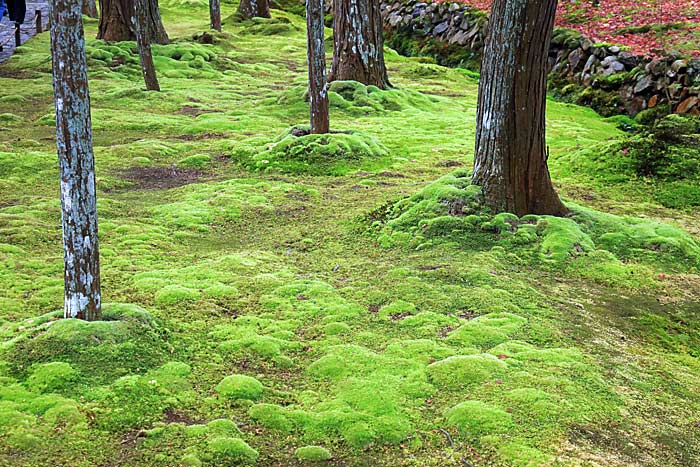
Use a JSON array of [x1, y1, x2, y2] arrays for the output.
[[472, 0, 568, 217], [329, 0, 389, 89], [48, 0, 102, 321], [306, 0, 329, 134], [132, 0, 160, 91], [83, 0, 99, 18], [237, 0, 270, 19], [209, 0, 221, 31], [97, 0, 168, 44]]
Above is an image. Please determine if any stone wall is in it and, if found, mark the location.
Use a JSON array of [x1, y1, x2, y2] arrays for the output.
[[381, 0, 700, 117]]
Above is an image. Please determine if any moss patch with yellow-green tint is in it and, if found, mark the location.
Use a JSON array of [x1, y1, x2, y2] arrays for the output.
[[0, 2, 699, 467]]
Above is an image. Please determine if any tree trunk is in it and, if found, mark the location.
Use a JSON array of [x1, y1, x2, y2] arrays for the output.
[[209, 0, 221, 31], [472, 0, 568, 217], [132, 0, 160, 91], [83, 0, 99, 18], [237, 0, 270, 19], [329, 0, 389, 89], [48, 0, 102, 321], [306, 0, 329, 134], [97, 0, 168, 44]]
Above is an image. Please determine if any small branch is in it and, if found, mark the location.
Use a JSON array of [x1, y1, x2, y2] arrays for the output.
[[438, 427, 455, 447]]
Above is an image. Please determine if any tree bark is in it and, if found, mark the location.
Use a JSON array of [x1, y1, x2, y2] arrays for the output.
[[209, 0, 221, 31], [472, 0, 568, 217], [97, 0, 169, 44], [237, 0, 270, 19], [329, 0, 390, 89], [83, 0, 99, 18], [132, 0, 160, 91], [48, 0, 102, 321], [306, 0, 329, 134]]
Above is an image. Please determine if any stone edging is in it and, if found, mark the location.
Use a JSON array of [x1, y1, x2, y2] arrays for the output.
[[381, 0, 700, 117]]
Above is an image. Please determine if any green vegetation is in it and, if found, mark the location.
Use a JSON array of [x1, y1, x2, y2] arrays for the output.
[[555, 113, 700, 209], [0, 3, 699, 467]]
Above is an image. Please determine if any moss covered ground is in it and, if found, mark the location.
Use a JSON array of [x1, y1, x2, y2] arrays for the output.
[[1, 3, 699, 466]]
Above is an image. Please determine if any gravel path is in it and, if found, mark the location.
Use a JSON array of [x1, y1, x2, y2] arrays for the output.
[[0, 1, 49, 64]]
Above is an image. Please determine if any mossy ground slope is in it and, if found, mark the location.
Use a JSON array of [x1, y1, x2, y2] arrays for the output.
[[1, 3, 699, 467]]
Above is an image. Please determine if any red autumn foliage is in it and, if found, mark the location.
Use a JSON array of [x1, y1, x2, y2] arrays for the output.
[[450, 0, 700, 58]]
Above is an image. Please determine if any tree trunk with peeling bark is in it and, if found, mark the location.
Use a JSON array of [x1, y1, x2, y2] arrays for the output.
[[237, 0, 270, 19], [97, 0, 168, 44], [306, 0, 329, 133], [83, 0, 98, 18], [329, 0, 390, 89], [209, 0, 221, 31], [132, 0, 160, 91], [472, 0, 568, 217], [48, 0, 102, 321]]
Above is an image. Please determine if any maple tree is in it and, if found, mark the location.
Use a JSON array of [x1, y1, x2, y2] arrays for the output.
[[452, 0, 700, 57]]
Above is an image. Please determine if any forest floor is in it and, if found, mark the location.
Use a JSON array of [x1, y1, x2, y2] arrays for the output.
[[0, 3, 699, 467]]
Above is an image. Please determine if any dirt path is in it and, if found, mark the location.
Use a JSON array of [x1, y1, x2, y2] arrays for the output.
[[0, 1, 49, 64]]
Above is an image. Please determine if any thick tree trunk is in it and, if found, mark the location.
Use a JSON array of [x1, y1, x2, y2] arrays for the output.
[[306, 0, 329, 133], [237, 0, 270, 19], [97, 0, 168, 44], [132, 0, 160, 91], [472, 0, 568, 217], [83, 0, 99, 18], [329, 0, 389, 89], [48, 0, 102, 321], [209, 0, 221, 31]]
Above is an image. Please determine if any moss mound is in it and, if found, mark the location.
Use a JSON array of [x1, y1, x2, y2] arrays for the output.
[[427, 354, 507, 388], [1, 304, 169, 383], [279, 80, 441, 115], [225, 15, 299, 35], [559, 114, 700, 209], [294, 445, 332, 461], [85, 39, 226, 80], [445, 400, 514, 436], [215, 375, 264, 400], [206, 437, 259, 464], [374, 169, 700, 272], [233, 126, 390, 175], [0, 113, 23, 125]]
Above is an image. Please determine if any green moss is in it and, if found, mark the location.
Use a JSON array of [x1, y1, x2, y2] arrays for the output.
[[216, 375, 264, 400], [181, 453, 202, 466], [378, 170, 700, 271], [155, 285, 201, 305], [177, 154, 212, 168], [385, 30, 483, 71], [0, 113, 23, 125], [150, 179, 311, 231], [91, 361, 193, 431], [427, 354, 506, 388], [445, 400, 513, 436], [25, 362, 79, 393], [249, 403, 292, 432], [2, 304, 169, 384], [446, 313, 528, 348], [43, 400, 86, 428], [1, 5, 697, 466], [206, 418, 243, 436], [294, 445, 332, 461], [324, 322, 350, 336], [233, 125, 390, 176], [326, 80, 441, 114], [377, 300, 416, 320], [206, 437, 259, 464], [495, 442, 552, 467]]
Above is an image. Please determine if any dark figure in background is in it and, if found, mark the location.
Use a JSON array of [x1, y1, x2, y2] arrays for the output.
[[6, 0, 26, 24]]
